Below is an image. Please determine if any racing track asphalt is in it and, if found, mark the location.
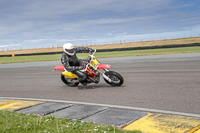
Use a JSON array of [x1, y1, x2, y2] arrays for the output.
[[0, 53, 200, 115]]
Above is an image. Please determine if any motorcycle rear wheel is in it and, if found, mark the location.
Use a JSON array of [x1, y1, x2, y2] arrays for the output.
[[61, 74, 79, 87], [103, 71, 124, 86]]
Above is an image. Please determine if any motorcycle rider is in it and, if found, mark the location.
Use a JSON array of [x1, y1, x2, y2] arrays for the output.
[[61, 43, 95, 86]]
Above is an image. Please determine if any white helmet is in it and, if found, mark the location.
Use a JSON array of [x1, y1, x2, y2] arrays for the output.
[[63, 43, 75, 56]]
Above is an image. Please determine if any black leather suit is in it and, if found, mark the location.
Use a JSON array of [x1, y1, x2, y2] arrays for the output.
[[61, 47, 94, 82]]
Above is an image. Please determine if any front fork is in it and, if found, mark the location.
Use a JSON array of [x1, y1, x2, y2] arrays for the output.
[[97, 69, 112, 82]]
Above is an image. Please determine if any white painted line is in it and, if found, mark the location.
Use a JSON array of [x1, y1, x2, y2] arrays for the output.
[[2, 97, 200, 118]]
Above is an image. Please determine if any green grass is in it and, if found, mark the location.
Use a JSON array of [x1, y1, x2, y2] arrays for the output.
[[0, 47, 200, 64], [0, 110, 140, 133], [93, 46, 200, 58]]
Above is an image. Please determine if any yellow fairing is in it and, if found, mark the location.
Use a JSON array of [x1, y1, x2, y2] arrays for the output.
[[62, 72, 78, 78]]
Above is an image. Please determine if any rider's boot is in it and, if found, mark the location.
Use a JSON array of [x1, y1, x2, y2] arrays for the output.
[[73, 70, 87, 86], [80, 81, 87, 86]]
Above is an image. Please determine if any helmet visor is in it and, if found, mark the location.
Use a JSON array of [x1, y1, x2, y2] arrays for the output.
[[65, 48, 74, 53]]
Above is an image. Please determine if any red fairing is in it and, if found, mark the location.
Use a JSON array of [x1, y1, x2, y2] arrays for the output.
[[97, 64, 111, 69], [54, 65, 65, 71]]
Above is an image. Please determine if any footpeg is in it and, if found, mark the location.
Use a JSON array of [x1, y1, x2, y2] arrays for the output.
[[88, 76, 99, 83]]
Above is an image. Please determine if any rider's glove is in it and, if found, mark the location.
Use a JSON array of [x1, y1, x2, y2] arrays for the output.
[[89, 48, 95, 52], [89, 48, 96, 55]]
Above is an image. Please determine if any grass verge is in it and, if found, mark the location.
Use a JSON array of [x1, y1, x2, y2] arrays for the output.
[[0, 46, 200, 64], [0, 110, 140, 133]]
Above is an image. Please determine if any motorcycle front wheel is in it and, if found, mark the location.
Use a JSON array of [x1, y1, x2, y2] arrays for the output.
[[103, 71, 124, 86], [61, 74, 79, 87]]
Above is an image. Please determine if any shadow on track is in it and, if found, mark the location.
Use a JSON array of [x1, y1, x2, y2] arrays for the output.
[[77, 85, 125, 90]]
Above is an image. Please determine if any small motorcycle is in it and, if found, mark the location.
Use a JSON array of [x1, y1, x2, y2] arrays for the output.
[[53, 50, 124, 87]]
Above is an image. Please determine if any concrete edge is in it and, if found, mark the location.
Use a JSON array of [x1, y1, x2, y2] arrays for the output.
[[1, 97, 200, 133], [2, 96, 200, 118]]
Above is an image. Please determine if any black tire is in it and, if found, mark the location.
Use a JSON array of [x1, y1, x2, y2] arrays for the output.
[[103, 71, 124, 86], [61, 74, 79, 87]]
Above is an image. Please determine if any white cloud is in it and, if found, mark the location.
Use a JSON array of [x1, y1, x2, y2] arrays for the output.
[[0, 44, 22, 48], [24, 39, 46, 43], [58, 38, 90, 42]]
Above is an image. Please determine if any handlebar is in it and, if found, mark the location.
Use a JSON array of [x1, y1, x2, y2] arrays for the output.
[[80, 48, 96, 72], [89, 48, 96, 59], [92, 49, 96, 56]]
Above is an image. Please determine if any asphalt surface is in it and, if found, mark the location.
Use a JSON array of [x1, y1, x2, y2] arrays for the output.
[[0, 53, 200, 115]]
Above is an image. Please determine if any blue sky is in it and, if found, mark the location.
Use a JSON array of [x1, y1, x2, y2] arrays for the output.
[[0, 0, 200, 50]]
